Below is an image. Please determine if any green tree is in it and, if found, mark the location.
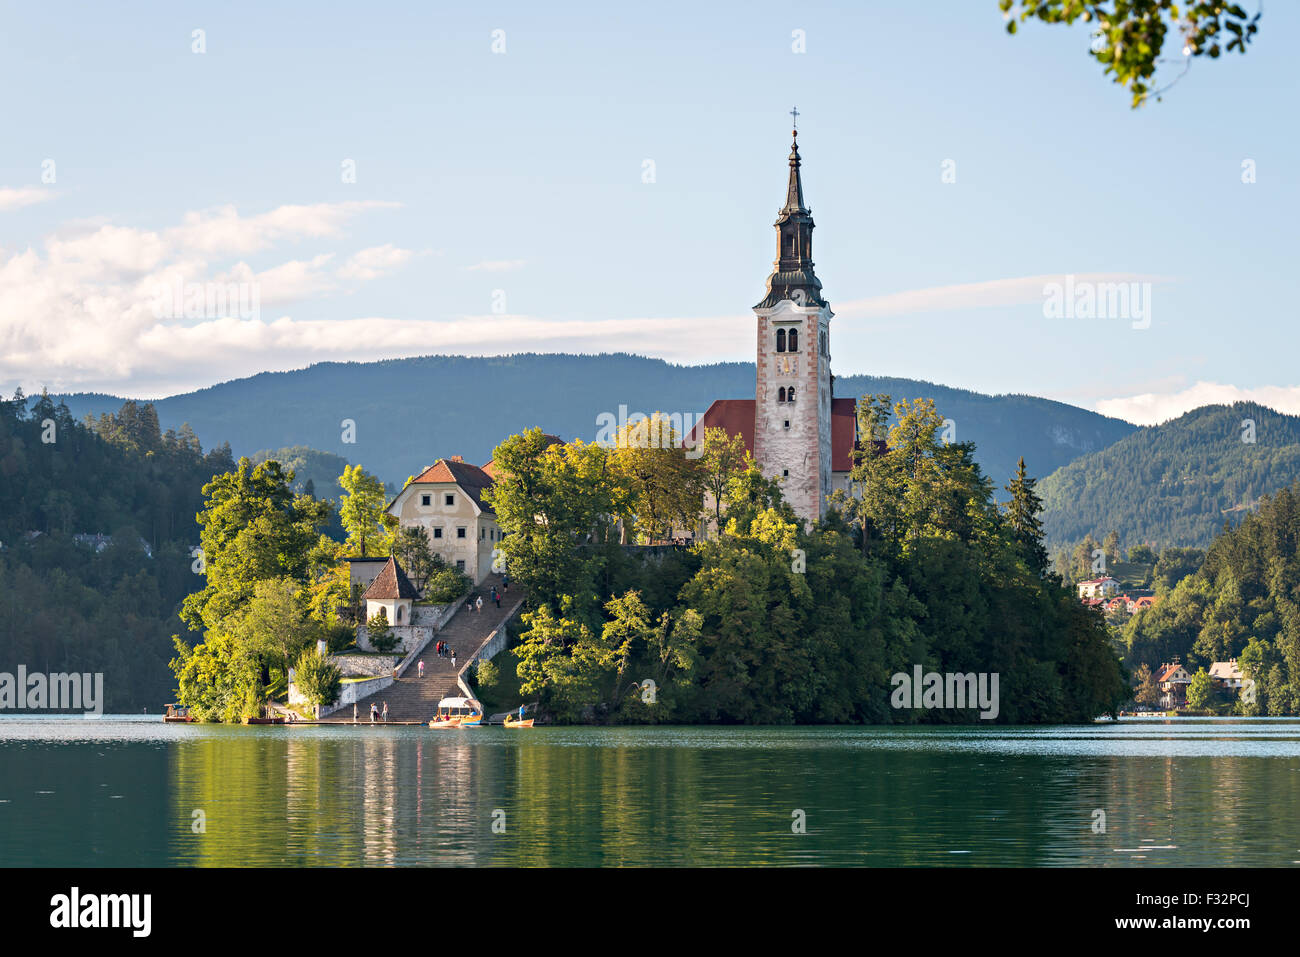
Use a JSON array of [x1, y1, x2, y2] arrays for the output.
[[179, 458, 332, 635], [367, 607, 396, 653], [293, 647, 341, 707], [229, 577, 318, 680], [339, 464, 393, 557], [1133, 662, 1160, 707], [1128, 543, 1158, 565], [393, 525, 436, 591], [1000, 0, 1261, 107], [609, 412, 703, 543], [830, 393, 895, 556], [1102, 530, 1122, 566], [1003, 456, 1049, 574], [697, 427, 750, 537], [1186, 667, 1214, 710], [484, 430, 620, 614]]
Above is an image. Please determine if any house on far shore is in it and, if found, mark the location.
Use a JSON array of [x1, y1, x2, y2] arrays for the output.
[[1210, 658, 1247, 692], [1155, 661, 1193, 709], [1104, 595, 1132, 614], [1077, 577, 1120, 600]]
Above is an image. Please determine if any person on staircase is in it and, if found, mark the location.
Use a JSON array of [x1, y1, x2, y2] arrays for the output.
[[475, 595, 483, 614]]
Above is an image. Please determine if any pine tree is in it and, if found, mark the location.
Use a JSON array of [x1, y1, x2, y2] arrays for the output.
[[1003, 457, 1048, 574]]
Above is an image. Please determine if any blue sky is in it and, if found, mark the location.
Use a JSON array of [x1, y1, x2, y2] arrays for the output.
[[0, 0, 1294, 423]]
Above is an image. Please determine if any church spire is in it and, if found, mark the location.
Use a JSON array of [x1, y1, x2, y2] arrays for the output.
[[784, 128, 806, 213], [756, 114, 825, 310]]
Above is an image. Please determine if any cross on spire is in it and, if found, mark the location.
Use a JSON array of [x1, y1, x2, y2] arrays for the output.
[[790, 106, 799, 130]]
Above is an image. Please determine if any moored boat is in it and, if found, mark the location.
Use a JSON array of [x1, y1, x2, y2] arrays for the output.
[[503, 715, 534, 728], [163, 703, 194, 723], [429, 696, 481, 728]]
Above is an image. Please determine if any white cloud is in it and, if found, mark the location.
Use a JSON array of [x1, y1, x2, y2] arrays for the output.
[[339, 244, 415, 281], [166, 201, 400, 257], [0, 201, 409, 395], [0, 248, 1195, 400], [836, 272, 1170, 319], [0, 187, 56, 212], [1096, 382, 1300, 425], [463, 259, 526, 272]]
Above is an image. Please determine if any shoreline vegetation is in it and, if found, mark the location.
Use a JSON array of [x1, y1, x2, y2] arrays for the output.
[[5, 388, 1296, 724]]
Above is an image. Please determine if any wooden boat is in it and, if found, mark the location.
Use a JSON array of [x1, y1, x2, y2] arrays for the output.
[[428, 715, 462, 728], [503, 715, 534, 728], [163, 703, 194, 723], [244, 716, 285, 725]]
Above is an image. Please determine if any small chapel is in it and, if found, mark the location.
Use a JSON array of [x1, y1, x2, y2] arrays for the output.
[[695, 117, 858, 526]]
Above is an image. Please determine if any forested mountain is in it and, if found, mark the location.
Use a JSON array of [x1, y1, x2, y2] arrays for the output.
[[1122, 480, 1300, 715], [55, 353, 1135, 491], [1039, 402, 1300, 551], [247, 446, 352, 499], [0, 391, 235, 711]]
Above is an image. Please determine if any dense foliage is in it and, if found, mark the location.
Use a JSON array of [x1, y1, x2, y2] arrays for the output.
[[1040, 403, 1300, 552], [247, 445, 352, 499], [1001, 0, 1261, 107], [1122, 481, 1300, 714], [489, 399, 1127, 725], [0, 390, 234, 711]]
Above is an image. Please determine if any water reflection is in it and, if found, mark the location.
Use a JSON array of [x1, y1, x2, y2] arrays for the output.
[[2, 717, 1300, 866]]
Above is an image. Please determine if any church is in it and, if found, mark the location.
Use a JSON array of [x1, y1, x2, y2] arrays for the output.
[[694, 119, 858, 527]]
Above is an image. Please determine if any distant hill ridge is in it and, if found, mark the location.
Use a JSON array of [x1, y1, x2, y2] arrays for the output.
[[55, 352, 1136, 489], [1038, 401, 1300, 550]]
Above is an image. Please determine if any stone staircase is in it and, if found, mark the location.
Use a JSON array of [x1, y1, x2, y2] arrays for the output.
[[321, 573, 523, 724]]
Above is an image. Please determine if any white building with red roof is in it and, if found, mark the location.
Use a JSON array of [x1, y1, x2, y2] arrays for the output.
[[1077, 577, 1120, 600], [386, 438, 562, 584]]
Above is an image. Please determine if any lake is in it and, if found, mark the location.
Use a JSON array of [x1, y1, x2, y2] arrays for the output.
[[2, 716, 1299, 867]]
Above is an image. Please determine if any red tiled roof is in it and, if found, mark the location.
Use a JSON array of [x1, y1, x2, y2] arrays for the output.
[[1156, 663, 1189, 683], [409, 458, 495, 511], [362, 556, 419, 600], [689, 397, 859, 472]]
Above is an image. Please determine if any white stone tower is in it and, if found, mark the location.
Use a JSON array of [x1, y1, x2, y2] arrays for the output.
[[752, 122, 834, 526]]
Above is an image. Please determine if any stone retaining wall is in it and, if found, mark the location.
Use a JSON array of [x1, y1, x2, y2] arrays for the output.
[[329, 653, 400, 677]]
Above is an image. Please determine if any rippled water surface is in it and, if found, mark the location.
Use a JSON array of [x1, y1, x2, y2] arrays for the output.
[[4, 716, 1300, 866]]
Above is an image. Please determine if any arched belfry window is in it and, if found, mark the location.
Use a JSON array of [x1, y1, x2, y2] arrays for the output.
[[776, 328, 786, 352], [777, 387, 786, 402], [788, 329, 799, 351], [787, 386, 795, 403]]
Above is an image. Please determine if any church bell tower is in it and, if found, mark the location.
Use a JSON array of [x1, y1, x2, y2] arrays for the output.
[[752, 116, 834, 526]]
